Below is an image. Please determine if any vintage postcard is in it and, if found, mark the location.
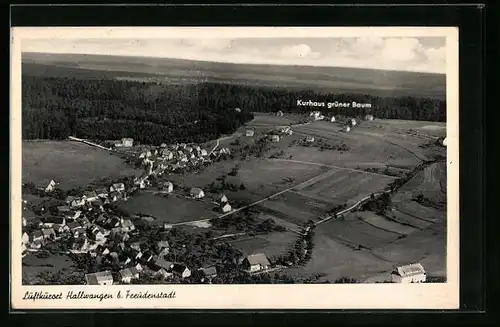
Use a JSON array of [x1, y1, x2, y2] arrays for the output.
[[10, 27, 459, 310]]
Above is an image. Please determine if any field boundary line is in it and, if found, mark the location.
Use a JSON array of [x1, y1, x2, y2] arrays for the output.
[[268, 158, 399, 179]]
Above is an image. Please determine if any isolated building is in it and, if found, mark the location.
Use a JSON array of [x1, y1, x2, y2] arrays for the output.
[[190, 188, 205, 199], [305, 136, 315, 143], [242, 253, 271, 273], [218, 193, 228, 203], [221, 203, 232, 213], [235, 108, 242, 113], [171, 263, 191, 279], [330, 116, 336, 122], [391, 263, 426, 283], [163, 181, 174, 193], [276, 111, 284, 116], [365, 114, 374, 121], [85, 271, 114, 285], [270, 135, 280, 142], [351, 118, 357, 126], [45, 180, 57, 193], [121, 138, 134, 147], [344, 125, 351, 132], [246, 129, 255, 137]]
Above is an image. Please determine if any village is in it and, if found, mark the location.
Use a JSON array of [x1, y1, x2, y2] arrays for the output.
[[21, 110, 437, 285]]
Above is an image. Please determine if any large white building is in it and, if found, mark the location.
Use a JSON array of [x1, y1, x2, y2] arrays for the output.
[[391, 263, 426, 283]]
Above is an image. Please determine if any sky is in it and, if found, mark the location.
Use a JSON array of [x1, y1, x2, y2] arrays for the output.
[[22, 36, 447, 74]]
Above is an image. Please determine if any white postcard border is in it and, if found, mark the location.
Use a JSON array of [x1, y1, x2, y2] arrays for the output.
[[10, 27, 459, 310]]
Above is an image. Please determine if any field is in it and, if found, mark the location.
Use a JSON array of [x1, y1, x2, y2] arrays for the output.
[[356, 211, 419, 236], [286, 230, 395, 282], [23, 53, 446, 99], [228, 231, 298, 260], [22, 141, 141, 189], [295, 168, 396, 205], [316, 219, 402, 250], [118, 192, 219, 224], [22, 253, 76, 285], [372, 225, 446, 275]]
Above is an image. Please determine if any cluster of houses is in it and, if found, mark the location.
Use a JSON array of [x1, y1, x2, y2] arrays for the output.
[[267, 125, 294, 143], [310, 111, 325, 121]]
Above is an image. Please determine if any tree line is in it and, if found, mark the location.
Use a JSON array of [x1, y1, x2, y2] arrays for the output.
[[22, 76, 446, 145]]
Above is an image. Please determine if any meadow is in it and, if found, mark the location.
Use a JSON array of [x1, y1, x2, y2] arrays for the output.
[[22, 141, 141, 189]]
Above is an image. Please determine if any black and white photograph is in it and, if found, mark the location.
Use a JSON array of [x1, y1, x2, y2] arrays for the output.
[[11, 27, 459, 309]]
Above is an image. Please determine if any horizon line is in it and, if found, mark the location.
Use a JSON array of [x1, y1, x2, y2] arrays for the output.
[[21, 51, 447, 76]]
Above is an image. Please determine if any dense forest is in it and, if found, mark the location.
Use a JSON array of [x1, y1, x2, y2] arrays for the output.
[[22, 76, 446, 144]]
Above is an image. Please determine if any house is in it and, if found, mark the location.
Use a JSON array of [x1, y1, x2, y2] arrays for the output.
[[350, 118, 357, 126], [218, 194, 228, 203], [344, 125, 351, 132], [119, 267, 140, 284], [200, 149, 208, 157], [190, 188, 205, 199], [151, 267, 173, 279], [81, 217, 91, 228], [330, 116, 336, 122], [185, 146, 193, 153], [171, 263, 191, 279], [161, 149, 174, 160], [65, 196, 75, 204], [57, 205, 71, 213], [96, 188, 108, 198], [199, 265, 218, 279], [70, 237, 89, 253], [65, 210, 82, 220], [121, 219, 136, 232], [22, 232, 30, 245], [85, 271, 114, 285], [54, 224, 70, 234], [305, 136, 315, 143], [314, 114, 325, 121], [270, 135, 280, 142], [276, 111, 284, 116], [157, 240, 170, 251], [160, 143, 167, 148], [130, 241, 145, 252], [41, 228, 56, 240], [67, 220, 82, 231], [442, 137, 448, 147], [154, 257, 174, 271], [220, 203, 232, 213], [179, 143, 187, 149], [246, 129, 255, 137], [194, 145, 202, 152], [242, 253, 271, 273], [30, 240, 43, 249], [162, 181, 174, 193], [391, 263, 427, 283], [45, 180, 57, 192], [121, 138, 134, 147], [235, 107, 242, 112], [365, 114, 374, 121], [72, 227, 87, 239], [70, 198, 86, 208], [41, 216, 66, 228], [83, 191, 99, 202], [110, 183, 125, 193]]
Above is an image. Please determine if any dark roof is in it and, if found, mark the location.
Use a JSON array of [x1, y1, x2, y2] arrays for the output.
[[171, 263, 189, 274]]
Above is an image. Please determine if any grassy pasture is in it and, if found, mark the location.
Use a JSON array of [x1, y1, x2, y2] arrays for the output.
[[118, 192, 218, 224], [22, 141, 141, 189], [355, 211, 419, 235], [228, 231, 298, 260], [22, 253, 76, 285]]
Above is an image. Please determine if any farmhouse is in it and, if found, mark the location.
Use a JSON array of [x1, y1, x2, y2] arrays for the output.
[[350, 118, 357, 126], [220, 203, 232, 213], [235, 108, 242, 112], [45, 180, 57, 193], [365, 114, 374, 121], [85, 271, 114, 285], [242, 253, 271, 273], [218, 194, 228, 203], [276, 111, 284, 116], [110, 183, 125, 193], [121, 138, 134, 147], [330, 116, 336, 122], [119, 267, 140, 284], [270, 135, 280, 142], [190, 188, 205, 199], [344, 125, 351, 132], [391, 263, 426, 283], [305, 136, 315, 143], [199, 266, 218, 279], [246, 129, 255, 137], [172, 263, 191, 279]]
